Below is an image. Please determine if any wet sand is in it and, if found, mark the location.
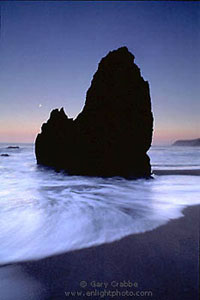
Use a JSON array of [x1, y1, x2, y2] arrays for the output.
[[0, 205, 199, 300]]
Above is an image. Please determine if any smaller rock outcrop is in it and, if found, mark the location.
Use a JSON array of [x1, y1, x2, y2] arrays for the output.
[[35, 108, 75, 170], [7, 146, 20, 149]]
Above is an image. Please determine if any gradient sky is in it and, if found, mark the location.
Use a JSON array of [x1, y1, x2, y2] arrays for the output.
[[0, 1, 199, 145]]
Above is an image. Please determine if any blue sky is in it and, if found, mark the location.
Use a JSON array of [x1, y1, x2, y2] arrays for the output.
[[0, 1, 199, 144]]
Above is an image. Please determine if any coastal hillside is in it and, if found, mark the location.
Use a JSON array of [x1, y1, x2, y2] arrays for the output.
[[172, 138, 200, 146]]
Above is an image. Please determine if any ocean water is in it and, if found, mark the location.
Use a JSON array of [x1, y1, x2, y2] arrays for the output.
[[0, 143, 200, 265]]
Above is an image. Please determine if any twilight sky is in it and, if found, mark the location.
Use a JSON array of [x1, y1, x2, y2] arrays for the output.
[[0, 1, 199, 145]]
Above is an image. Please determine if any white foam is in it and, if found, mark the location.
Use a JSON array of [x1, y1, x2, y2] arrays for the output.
[[0, 144, 200, 264]]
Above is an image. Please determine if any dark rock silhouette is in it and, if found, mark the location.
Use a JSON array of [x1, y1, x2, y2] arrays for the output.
[[1, 154, 10, 157], [172, 138, 200, 147], [35, 47, 153, 177], [7, 146, 19, 149]]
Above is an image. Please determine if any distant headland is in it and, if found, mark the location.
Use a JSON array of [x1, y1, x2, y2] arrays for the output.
[[172, 138, 200, 147], [35, 47, 154, 177]]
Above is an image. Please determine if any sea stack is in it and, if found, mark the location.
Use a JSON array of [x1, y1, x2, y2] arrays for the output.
[[35, 47, 154, 177]]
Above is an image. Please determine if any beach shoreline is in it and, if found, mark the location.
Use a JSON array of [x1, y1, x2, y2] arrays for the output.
[[0, 204, 199, 300]]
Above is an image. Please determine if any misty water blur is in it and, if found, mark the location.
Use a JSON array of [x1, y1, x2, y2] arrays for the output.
[[0, 143, 200, 264]]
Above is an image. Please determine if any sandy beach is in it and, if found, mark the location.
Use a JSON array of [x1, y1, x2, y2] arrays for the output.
[[0, 205, 199, 300]]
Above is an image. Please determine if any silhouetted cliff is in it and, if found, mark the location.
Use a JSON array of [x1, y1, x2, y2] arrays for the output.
[[35, 47, 153, 177], [172, 138, 200, 147]]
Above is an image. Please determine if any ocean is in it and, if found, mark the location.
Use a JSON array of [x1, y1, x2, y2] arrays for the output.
[[0, 143, 200, 265]]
